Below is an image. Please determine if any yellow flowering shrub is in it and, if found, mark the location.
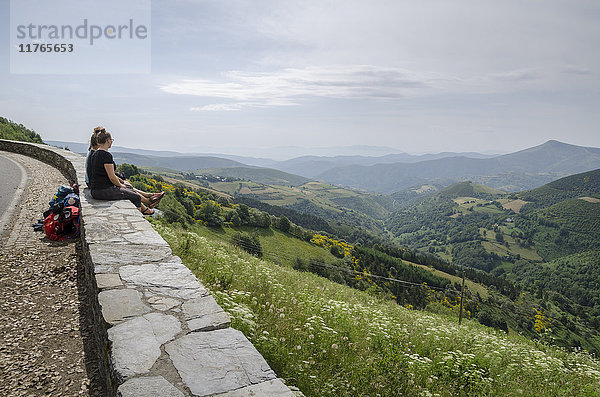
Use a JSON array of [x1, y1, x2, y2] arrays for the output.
[[310, 234, 353, 257]]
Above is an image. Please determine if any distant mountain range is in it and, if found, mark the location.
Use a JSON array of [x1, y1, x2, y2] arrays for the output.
[[46, 139, 600, 193], [110, 153, 247, 171], [316, 141, 600, 192], [46, 140, 495, 173], [274, 152, 496, 178]]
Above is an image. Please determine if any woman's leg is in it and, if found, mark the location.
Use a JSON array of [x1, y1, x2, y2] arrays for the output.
[[91, 186, 142, 208], [121, 181, 164, 207], [132, 187, 153, 198], [121, 184, 152, 204], [122, 183, 159, 204], [137, 192, 151, 205]]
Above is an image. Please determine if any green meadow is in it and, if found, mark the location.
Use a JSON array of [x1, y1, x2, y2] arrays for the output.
[[153, 221, 600, 397]]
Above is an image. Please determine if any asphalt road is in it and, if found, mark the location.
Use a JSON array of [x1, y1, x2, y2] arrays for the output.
[[0, 152, 28, 239]]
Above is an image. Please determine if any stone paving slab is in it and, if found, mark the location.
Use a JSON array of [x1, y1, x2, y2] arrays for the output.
[[108, 313, 181, 379], [147, 295, 182, 311], [96, 273, 124, 289], [119, 262, 209, 300], [117, 376, 185, 397], [89, 243, 173, 267], [85, 219, 170, 247], [215, 379, 296, 397], [183, 295, 231, 332], [165, 329, 277, 397], [99, 289, 152, 325]]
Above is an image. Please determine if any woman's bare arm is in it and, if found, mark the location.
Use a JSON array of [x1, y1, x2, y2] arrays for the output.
[[104, 163, 126, 188]]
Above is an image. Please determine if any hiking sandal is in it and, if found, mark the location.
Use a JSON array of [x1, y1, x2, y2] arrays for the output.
[[149, 191, 165, 203], [142, 207, 155, 216], [149, 191, 165, 208]]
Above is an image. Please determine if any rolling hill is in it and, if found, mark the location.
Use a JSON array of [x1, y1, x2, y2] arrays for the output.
[[386, 171, 600, 266], [194, 166, 311, 187], [316, 140, 600, 193], [384, 172, 600, 353], [518, 168, 600, 210], [46, 139, 600, 195], [159, 169, 393, 235], [439, 181, 506, 198]]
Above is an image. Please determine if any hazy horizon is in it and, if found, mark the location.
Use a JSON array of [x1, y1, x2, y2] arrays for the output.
[[44, 138, 595, 161]]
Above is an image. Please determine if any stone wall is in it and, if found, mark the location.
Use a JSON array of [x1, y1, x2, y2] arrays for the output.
[[0, 140, 296, 397]]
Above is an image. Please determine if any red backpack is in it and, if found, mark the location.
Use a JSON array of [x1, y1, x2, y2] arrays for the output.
[[43, 206, 80, 241]]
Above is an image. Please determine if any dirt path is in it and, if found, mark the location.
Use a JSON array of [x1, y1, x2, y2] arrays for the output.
[[0, 152, 104, 396]]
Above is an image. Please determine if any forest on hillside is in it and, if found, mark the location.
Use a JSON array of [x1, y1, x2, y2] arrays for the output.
[[0, 117, 43, 143], [385, 175, 600, 353]]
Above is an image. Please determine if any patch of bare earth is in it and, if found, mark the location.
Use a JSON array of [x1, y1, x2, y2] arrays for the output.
[[579, 196, 600, 203], [0, 152, 104, 397], [502, 199, 529, 213]]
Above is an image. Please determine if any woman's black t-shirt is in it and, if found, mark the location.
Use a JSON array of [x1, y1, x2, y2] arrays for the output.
[[89, 150, 116, 190]]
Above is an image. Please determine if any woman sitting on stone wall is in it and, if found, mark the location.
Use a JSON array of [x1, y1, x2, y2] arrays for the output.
[[88, 129, 158, 215], [86, 127, 163, 209]]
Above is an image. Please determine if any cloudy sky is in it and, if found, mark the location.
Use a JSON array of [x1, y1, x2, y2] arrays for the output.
[[1, 0, 599, 158]]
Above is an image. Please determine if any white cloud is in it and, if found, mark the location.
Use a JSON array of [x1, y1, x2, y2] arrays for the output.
[[561, 65, 593, 75], [156, 0, 600, 112], [161, 65, 456, 109], [162, 63, 584, 111], [191, 103, 244, 111], [487, 69, 542, 83]]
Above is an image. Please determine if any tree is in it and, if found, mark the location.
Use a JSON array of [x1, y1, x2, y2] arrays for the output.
[[293, 257, 308, 271], [0, 117, 43, 143], [217, 196, 230, 206], [330, 244, 345, 258], [116, 163, 140, 178], [495, 232, 504, 243], [276, 216, 291, 233], [226, 211, 241, 226], [199, 201, 223, 226], [236, 204, 251, 224], [477, 308, 508, 332], [231, 232, 263, 257]]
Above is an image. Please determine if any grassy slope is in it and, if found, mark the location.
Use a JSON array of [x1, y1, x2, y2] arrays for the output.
[[479, 227, 543, 262], [154, 221, 600, 397], [197, 166, 311, 186], [410, 262, 489, 299], [187, 224, 342, 268], [193, 222, 489, 298], [453, 197, 505, 216]]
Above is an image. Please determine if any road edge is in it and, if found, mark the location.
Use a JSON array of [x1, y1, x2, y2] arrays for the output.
[[0, 152, 30, 242]]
